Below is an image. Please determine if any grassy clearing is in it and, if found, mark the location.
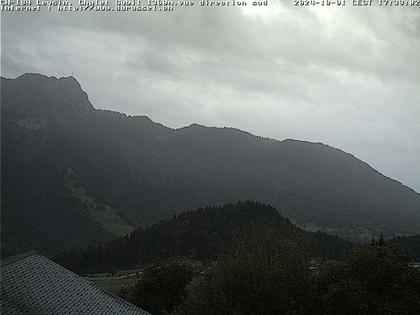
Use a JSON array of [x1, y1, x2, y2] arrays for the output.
[[90, 277, 137, 293], [88, 268, 143, 293]]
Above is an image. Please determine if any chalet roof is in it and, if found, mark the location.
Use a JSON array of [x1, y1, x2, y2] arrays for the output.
[[0, 250, 150, 314]]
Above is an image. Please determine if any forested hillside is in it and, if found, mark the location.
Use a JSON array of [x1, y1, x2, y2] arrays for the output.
[[389, 235, 420, 260], [2, 73, 420, 256], [55, 201, 352, 274], [54, 202, 420, 315]]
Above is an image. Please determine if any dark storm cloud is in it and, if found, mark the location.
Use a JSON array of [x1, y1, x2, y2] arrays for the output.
[[1, 2, 419, 192]]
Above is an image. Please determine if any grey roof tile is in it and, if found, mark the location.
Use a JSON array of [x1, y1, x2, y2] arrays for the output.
[[1, 251, 151, 315]]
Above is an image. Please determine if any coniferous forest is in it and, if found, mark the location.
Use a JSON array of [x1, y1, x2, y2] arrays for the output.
[[56, 201, 420, 315], [3, 3, 420, 314]]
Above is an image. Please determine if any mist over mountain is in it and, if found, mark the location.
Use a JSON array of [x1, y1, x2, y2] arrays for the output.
[[2, 73, 420, 256]]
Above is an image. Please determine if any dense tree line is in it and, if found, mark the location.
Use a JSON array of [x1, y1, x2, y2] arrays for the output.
[[122, 236, 420, 315], [53, 201, 420, 314], [389, 235, 420, 260], [55, 201, 353, 274]]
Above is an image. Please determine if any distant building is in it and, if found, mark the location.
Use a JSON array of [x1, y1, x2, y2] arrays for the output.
[[0, 251, 150, 314]]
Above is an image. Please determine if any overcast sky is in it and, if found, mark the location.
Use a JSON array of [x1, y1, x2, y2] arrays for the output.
[[1, 2, 419, 192]]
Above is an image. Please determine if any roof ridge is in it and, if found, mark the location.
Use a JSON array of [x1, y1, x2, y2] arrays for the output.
[[1, 251, 150, 314], [37, 254, 149, 312], [0, 250, 38, 266]]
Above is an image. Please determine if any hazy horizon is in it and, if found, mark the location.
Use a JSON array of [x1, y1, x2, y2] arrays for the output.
[[2, 3, 419, 192], [2, 71, 419, 195]]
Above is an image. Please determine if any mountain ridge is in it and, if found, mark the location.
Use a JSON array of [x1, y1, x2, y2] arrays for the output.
[[3, 73, 417, 196], [2, 73, 420, 256]]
